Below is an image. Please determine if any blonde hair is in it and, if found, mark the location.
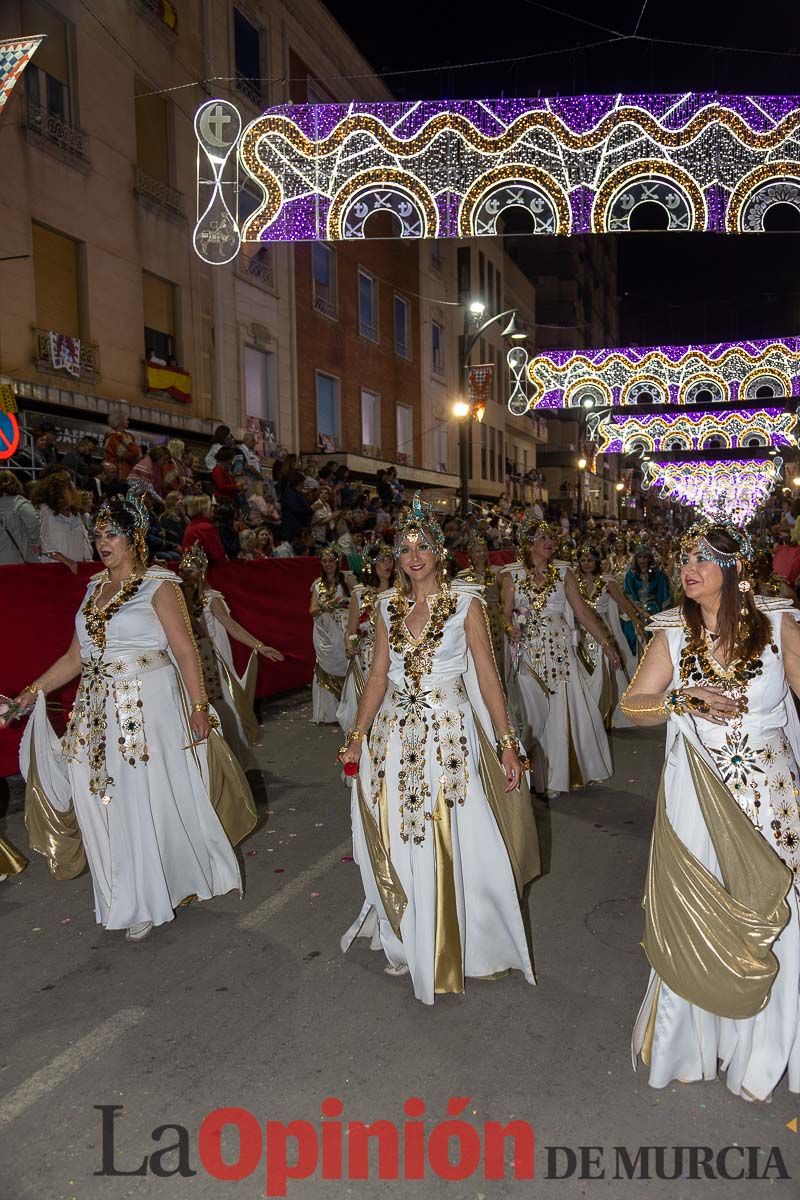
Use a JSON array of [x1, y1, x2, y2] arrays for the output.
[[185, 494, 212, 518], [167, 438, 184, 459], [164, 490, 182, 511], [239, 529, 256, 554], [394, 523, 446, 597]]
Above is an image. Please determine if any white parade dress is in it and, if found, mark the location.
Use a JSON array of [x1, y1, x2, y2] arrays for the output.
[[196, 588, 260, 767], [20, 568, 243, 930], [632, 603, 800, 1100], [311, 578, 348, 724], [504, 563, 612, 793], [337, 584, 380, 735], [575, 574, 637, 730], [343, 585, 538, 1006]]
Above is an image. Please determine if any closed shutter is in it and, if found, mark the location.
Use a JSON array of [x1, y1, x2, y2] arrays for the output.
[[32, 222, 80, 336], [142, 271, 174, 335], [22, 0, 69, 84], [135, 79, 170, 182]]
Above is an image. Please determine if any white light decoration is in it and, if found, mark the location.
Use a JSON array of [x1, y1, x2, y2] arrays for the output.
[[640, 457, 784, 525], [517, 337, 800, 412], [588, 407, 799, 454], [193, 93, 800, 258]]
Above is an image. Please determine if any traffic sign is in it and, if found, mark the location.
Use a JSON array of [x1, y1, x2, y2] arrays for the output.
[[0, 410, 20, 459]]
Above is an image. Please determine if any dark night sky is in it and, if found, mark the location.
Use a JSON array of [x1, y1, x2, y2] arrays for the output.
[[323, 0, 800, 347]]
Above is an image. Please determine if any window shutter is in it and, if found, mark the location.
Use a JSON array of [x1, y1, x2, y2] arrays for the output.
[[143, 271, 175, 335], [135, 79, 170, 182], [22, 0, 69, 83], [32, 222, 79, 336]]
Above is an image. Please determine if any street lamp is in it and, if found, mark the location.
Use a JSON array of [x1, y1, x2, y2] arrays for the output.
[[793, 476, 800, 487], [457, 300, 525, 516], [615, 481, 625, 491]]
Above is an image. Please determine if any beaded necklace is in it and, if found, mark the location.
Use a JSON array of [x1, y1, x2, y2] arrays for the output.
[[387, 588, 458, 689], [576, 572, 606, 609], [82, 571, 144, 653], [519, 562, 559, 620], [316, 576, 341, 611]]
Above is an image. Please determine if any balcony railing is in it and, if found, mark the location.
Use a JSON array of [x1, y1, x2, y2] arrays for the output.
[[135, 0, 178, 32], [236, 74, 262, 107], [359, 319, 378, 343], [35, 329, 100, 379], [134, 166, 185, 217], [238, 248, 275, 290], [313, 293, 337, 320], [25, 101, 88, 161]]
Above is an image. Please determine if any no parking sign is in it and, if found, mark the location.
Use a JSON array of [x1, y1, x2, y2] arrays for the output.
[[0, 409, 20, 460]]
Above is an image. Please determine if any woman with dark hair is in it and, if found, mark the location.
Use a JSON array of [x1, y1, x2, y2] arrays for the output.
[[205, 425, 232, 470], [574, 544, 644, 729], [456, 533, 504, 662], [310, 545, 350, 723], [2, 493, 254, 942], [211, 446, 240, 505], [621, 520, 800, 1101], [31, 472, 93, 570], [500, 520, 618, 797], [337, 493, 539, 1005], [621, 544, 671, 654], [336, 541, 396, 733]]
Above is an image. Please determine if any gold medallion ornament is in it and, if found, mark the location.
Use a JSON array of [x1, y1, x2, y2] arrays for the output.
[[81, 571, 144, 653], [519, 562, 559, 622], [387, 589, 458, 690], [316, 577, 343, 612]]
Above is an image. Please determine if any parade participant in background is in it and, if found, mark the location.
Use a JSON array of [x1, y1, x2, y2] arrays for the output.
[[337, 541, 396, 734], [2, 494, 254, 942], [31, 472, 93, 572], [753, 549, 797, 604], [621, 544, 671, 654], [310, 545, 350, 724], [179, 543, 283, 764], [621, 519, 800, 1101], [574, 545, 644, 729], [338, 493, 539, 1005], [103, 412, 141, 482], [501, 520, 618, 797], [456, 533, 504, 663]]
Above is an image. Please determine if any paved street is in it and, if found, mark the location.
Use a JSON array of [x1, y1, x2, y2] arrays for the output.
[[2, 693, 798, 1199]]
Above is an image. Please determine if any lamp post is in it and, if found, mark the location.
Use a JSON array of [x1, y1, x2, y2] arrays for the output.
[[453, 301, 526, 517]]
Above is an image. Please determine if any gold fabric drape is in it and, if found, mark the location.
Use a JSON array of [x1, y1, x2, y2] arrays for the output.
[[0, 835, 28, 876], [215, 648, 261, 747], [642, 739, 792, 1020], [475, 720, 541, 895], [206, 730, 258, 847], [356, 777, 407, 940], [432, 786, 464, 995], [315, 664, 344, 700], [24, 740, 86, 880]]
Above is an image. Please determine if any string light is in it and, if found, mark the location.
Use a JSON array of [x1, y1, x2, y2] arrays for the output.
[[522, 337, 800, 410], [640, 457, 784, 525], [194, 92, 800, 257], [589, 407, 798, 454]]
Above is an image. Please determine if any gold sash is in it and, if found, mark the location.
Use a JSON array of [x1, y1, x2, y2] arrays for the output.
[[642, 738, 792, 1020], [206, 730, 258, 846], [475, 719, 541, 895], [315, 664, 344, 700], [24, 739, 86, 880], [355, 777, 407, 940]]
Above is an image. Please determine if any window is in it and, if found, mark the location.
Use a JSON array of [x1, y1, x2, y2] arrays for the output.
[[312, 243, 337, 318], [22, 0, 73, 124], [358, 269, 378, 341], [32, 222, 81, 337], [487, 262, 494, 310], [134, 78, 170, 182], [431, 240, 444, 271], [244, 346, 277, 439], [478, 252, 485, 303], [457, 246, 471, 303], [489, 427, 496, 482], [433, 423, 448, 473], [480, 424, 487, 480], [396, 404, 413, 465], [394, 295, 410, 359], [496, 269, 502, 314], [497, 430, 504, 481], [432, 321, 445, 376], [361, 389, 381, 452], [234, 7, 262, 106], [315, 371, 340, 448], [237, 186, 274, 286], [143, 271, 176, 361]]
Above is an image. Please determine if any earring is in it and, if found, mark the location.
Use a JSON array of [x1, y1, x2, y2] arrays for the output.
[[738, 576, 751, 623]]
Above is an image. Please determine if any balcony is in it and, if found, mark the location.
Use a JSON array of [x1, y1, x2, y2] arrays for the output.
[[236, 74, 262, 108], [25, 101, 89, 165], [134, 166, 185, 219], [134, 0, 178, 33], [313, 293, 337, 320], [237, 247, 275, 291], [35, 329, 100, 381]]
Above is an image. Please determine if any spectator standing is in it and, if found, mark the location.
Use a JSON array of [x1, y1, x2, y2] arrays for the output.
[[280, 469, 312, 539], [128, 444, 169, 498], [237, 431, 263, 488], [104, 412, 141, 481], [0, 471, 41, 563], [214, 503, 241, 560], [375, 468, 393, 507], [60, 436, 99, 490], [180, 494, 228, 565], [31, 473, 93, 569], [161, 491, 187, 549], [211, 446, 241, 505], [205, 424, 233, 470], [163, 438, 193, 493]]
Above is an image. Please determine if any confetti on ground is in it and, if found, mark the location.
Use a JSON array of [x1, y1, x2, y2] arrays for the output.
[[246, 850, 257, 857], [341, 855, 354, 863], [274, 868, 285, 874], [32, 927, 41, 932], [267, 848, 274, 852], [61, 918, 71, 924], [592, 823, 606, 830], [289, 833, 297, 838], [311, 892, 320, 898], [288, 807, 296, 812], [627, 778, 636, 783], [315, 822, 324, 827]]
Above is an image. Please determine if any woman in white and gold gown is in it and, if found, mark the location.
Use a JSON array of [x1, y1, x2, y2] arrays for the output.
[[455, 533, 504, 663], [338, 494, 540, 1006], [310, 546, 350, 724], [2, 495, 254, 941], [622, 520, 800, 1101], [501, 520, 618, 796], [574, 545, 643, 729], [337, 541, 395, 735], [179, 543, 283, 765]]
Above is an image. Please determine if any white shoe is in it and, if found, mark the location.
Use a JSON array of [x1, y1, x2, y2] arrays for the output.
[[384, 962, 410, 976], [125, 920, 153, 942], [0, 874, 7, 883]]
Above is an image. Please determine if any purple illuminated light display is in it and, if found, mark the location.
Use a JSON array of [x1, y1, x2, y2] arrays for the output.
[[589, 407, 798, 454], [641, 458, 784, 525]]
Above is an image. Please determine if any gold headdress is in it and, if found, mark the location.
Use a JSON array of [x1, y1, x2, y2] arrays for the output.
[[679, 518, 754, 567], [93, 492, 149, 563], [393, 491, 446, 559], [517, 516, 551, 547], [180, 542, 209, 575]]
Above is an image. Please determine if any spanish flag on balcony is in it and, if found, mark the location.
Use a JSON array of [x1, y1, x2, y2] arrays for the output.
[[146, 363, 191, 404]]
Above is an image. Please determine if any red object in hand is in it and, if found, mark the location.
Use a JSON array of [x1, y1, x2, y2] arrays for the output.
[[343, 761, 359, 777]]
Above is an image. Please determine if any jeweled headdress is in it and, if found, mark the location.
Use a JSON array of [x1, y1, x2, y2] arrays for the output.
[[180, 542, 209, 575], [393, 492, 446, 558], [579, 544, 602, 562], [93, 493, 149, 562], [468, 531, 488, 554], [364, 539, 394, 562], [679, 518, 754, 567], [517, 516, 551, 545]]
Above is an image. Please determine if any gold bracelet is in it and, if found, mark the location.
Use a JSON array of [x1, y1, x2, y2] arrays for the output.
[[22, 681, 43, 694], [347, 728, 366, 743], [192, 701, 210, 713], [496, 731, 521, 753]]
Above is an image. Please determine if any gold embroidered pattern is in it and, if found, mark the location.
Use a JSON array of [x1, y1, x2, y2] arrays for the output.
[[433, 710, 469, 809], [82, 572, 144, 653], [398, 711, 430, 844], [113, 675, 148, 766], [368, 708, 395, 808], [387, 589, 458, 690]]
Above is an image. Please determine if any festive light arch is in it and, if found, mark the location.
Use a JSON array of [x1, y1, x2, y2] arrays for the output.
[[588, 407, 798, 455], [194, 92, 800, 257], [517, 338, 800, 411], [640, 457, 784, 525]]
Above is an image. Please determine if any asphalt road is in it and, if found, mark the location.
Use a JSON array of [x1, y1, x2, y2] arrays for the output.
[[1, 692, 798, 1199]]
